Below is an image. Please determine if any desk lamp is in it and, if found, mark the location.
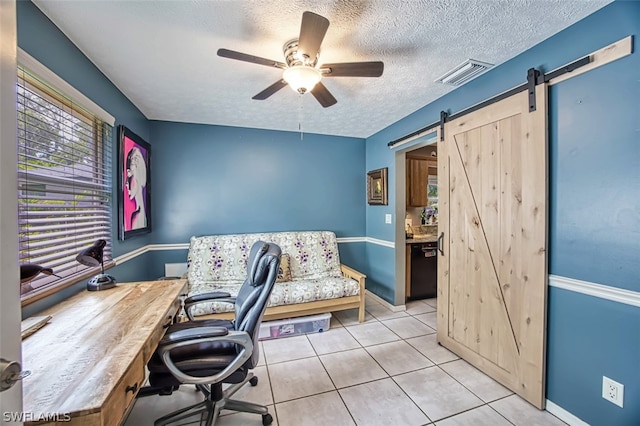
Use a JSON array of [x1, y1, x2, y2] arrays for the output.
[[20, 263, 60, 284], [76, 239, 116, 291]]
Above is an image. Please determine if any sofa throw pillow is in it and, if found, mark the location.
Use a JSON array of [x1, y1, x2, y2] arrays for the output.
[[276, 253, 292, 283]]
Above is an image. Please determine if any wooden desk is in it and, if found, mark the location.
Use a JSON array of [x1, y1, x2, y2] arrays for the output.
[[22, 279, 187, 426]]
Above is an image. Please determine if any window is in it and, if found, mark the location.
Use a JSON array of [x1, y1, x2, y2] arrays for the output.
[[17, 51, 115, 301], [21, 183, 46, 197]]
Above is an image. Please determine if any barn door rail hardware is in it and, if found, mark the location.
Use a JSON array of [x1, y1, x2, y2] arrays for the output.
[[527, 68, 541, 112], [388, 55, 591, 148], [439, 111, 448, 141]]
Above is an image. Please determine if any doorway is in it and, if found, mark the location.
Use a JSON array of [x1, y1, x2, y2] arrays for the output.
[[405, 144, 439, 303], [393, 133, 438, 306]]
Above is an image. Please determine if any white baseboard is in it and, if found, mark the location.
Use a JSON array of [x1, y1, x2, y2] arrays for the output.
[[546, 400, 589, 426], [366, 289, 406, 312]]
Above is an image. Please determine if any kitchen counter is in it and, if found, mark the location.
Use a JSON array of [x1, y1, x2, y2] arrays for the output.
[[406, 235, 438, 244]]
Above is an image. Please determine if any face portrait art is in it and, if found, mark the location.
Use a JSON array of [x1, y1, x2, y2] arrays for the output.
[[123, 140, 148, 231]]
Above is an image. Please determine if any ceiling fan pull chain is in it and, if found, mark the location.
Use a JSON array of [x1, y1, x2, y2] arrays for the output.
[[298, 94, 304, 141]]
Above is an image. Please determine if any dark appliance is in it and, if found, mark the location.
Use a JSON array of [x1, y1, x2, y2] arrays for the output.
[[409, 241, 438, 300]]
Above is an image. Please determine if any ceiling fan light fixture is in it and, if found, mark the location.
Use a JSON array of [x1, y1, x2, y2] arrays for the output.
[[218, 12, 382, 107], [283, 65, 321, 94]]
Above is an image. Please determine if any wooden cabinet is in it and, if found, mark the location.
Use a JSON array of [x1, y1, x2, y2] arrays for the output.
[[407, 158, 437, 207]]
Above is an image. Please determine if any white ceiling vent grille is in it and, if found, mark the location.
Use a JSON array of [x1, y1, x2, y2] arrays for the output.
[[435, 59, 494, 86]]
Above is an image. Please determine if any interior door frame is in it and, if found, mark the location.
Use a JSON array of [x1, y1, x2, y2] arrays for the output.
[[0, 0, 24, 418], [393, 132, 438, 306]]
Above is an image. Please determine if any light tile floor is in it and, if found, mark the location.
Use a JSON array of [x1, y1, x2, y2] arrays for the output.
[[124, 297, 566, 426]]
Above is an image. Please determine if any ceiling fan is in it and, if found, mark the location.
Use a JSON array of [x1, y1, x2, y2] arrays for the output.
[[217, 11, 384, 108]]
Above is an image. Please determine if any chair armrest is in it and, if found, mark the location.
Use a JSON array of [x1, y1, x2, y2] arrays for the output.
[[184, 291, 236, 321], [160, 326, 229, 345], [184, 291, 233, 304], [157, 329, 253, 385]]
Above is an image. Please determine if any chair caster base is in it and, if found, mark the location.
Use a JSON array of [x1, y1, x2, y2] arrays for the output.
[[250, 376, 258, 386], [262, 413, 273, 425], [137, 385, 178, 398]]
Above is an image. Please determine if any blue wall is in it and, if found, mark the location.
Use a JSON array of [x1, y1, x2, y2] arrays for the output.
[[16, 1, 640, 422], [544, 4, 639, 423], [549, 52, 639, 291], [17, 0, 152, 258], [547, 288, 640, 425], [17, 1, 367, 317], [150, 121, 365, 241], [364, 2, 640, 424], [146, 120, 366, 278], [17, 1, 154, 317]]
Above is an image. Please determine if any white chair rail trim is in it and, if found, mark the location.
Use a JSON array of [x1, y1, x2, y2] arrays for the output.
[[115, 246, 638, 308], [366, 237, 395, 248], [113, 237, 396, 266], [113, 243, 189, 265], [339, 237, 396, 248], [549, 274, 640, 308]]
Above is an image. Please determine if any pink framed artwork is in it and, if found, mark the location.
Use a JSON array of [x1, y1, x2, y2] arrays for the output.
[[118, 125, 151, 239]]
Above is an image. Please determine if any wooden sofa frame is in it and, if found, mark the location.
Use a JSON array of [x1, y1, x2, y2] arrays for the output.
[[195, 264, 366, 323]]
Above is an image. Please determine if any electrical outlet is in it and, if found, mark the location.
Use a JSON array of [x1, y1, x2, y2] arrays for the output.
[[385, 214, 392, 224], [602, 376, 624, 408]]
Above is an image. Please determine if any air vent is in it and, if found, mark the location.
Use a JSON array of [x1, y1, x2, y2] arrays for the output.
[[435, 59, 494, 86]]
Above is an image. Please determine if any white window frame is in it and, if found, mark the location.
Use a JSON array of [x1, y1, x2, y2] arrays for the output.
[[18, 49, 116, 305]]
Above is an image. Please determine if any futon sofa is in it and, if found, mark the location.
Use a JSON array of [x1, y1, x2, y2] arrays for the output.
[[185, 231, 366, 322]]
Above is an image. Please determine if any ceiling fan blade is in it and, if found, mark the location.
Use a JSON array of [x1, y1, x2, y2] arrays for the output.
[[321, 61, 384, 77], [311, 82, 337, 108], [217, 48, 286, 69], [252, 79, 288, 100], [298, 11, 330, 60]]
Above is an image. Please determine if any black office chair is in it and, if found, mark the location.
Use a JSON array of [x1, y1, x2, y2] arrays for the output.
[[146, 241, 281, 426]]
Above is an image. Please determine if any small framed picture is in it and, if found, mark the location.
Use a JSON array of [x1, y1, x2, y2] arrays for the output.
[[367, 167, 388, 205], [118, 125, 151, 240]]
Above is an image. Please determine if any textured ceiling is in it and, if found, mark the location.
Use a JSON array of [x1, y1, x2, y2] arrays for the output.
[[32, 0, 610, 138]]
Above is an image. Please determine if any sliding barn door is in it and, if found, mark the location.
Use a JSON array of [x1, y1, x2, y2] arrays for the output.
[[437, 85, 548, 408]]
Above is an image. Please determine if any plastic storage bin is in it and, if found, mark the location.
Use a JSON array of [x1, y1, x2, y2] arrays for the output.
[[258, 313, 331, 340]]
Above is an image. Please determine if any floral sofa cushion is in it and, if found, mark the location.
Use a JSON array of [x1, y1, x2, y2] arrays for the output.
[[186, 231, 357, 317], [188, 276, 361, 317], [276, 253, 292, 283]]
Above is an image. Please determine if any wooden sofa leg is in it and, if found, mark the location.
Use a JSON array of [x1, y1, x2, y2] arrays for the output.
[[358, 293, 365, 323]]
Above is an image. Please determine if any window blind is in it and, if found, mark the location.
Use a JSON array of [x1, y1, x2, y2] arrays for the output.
[[17, 65, 113, 297]]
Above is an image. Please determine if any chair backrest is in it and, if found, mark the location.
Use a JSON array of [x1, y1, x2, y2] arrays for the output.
[[233, 240, 281, 369]]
